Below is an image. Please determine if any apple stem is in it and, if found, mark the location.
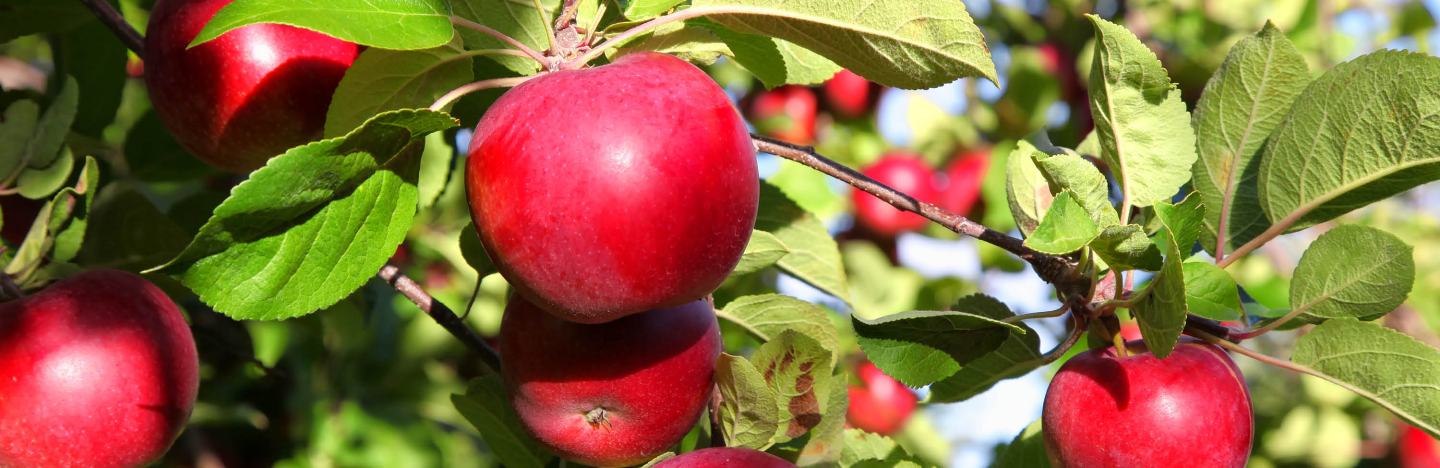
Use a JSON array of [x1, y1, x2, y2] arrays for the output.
[[1040, 314, 1087, 364], [377, 262, 502, 374], [429, 76, 534, 112], [534, 0, 557, 53], [752, 135, 1085, 296], [450, 16, 551, 69], [80, 0, 144, 56], [1003, 303, 1071, 324]]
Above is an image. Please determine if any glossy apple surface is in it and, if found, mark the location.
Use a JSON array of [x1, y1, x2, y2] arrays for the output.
[[846, 361, 917, 435], [938, 148, 990, 217], [851, 152, 939, 237], [750, 85, 818, 144], [1043, 339, 1253, 467], [144, 0, 359, 172], [1398, 423, 1440, 468], [467, 52, 757, 324], [0, 270, 199, 467], [823, 69, 873, 118], [500, 296, 721, 467], [654, 447, 796, 467]]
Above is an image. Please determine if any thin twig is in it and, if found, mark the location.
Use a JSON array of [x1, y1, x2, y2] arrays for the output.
[[80, 0, 144, 56], [1232, 305, 1310, 341], [450, 16, 550, 68], [752, 135, 1082, 292], [378, 262, 502, 373], [1003, 303, 1071, 324], [532, 0, 556, 52], [429, 76, 533, 111], [566, 7, 714, 68], [1041, 314, 1086, 364]]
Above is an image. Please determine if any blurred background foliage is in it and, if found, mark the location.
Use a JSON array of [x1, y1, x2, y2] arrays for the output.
[[3, 0, 1439, 466]]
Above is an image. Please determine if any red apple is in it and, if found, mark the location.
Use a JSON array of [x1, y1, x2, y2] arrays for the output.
[[823, 69, 873, 118], [851, 152, 939, 237], [1043, 339, 1253, 467], [846, 361, 918, 435], [1398, 423, 1440, 468], [499, 296, 721, 467], [144, 0, 360, 172], [0, 195, 42, 246], [467, 52, 757, 324], [749, 85, 818, 144], [0, 269, 199, 467], [654, 447, 795, 467], [938, 148, 990, 217]]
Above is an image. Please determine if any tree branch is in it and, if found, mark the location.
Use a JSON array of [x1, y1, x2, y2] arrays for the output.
[[752, 135, 1082, 293], [450, 15, 550, 69], [80, 0, 145, 56], [378, 262, 502, 373]]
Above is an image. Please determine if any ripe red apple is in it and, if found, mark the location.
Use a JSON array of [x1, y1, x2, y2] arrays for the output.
[[654, 447, 796, 467], [1, 195, 42, 245], [938, 148, 990, 217], [1398, 423, 1440, 468], [0, 269, 199, 467], [851, 152, 940, 237], [1043, 339, 1253, 467], [466, 52, 758, 324], [499, 296, 721, 467], [144, 0, 360, 172], [749, 85, 818, 144], [823, 69, 873, 118], [846, 360, 917, 435]]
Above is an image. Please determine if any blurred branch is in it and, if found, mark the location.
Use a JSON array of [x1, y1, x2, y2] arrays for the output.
[[80, 0, 144, 56], [752, 134, 1084, 294], [378, 262, 502, 373]]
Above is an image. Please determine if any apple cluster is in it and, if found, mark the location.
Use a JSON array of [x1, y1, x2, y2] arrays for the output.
[[464, 52, 762, 466]]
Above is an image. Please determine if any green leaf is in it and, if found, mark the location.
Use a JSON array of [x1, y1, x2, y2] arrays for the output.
[[687, 0, 997, 89], [1089, 224, 1163, 271], [1191, 22, 1309, 256], [5, 156, 97, 285], [706, 25, 841, 87], [1152, 193, 1204, 255], [838, 429, 923, 467], [796, 376, 849, 466], [0, 0, 92, 43], [452, 376, 552, 468], [756, 181, 851, 304], [720, 294, 840, 362], [609, 21, 732, 64], [1023, 191, 1100, 255], [323, 43, 475, 137], [714, 354, 781, 449], [0, 100, 40, 182], [1005, 141, 1053, 237], [852, 304, 1020, 387], [1292, 319, 1440, 438], [621, 0, 685, 19], [123, 111, 214, 182], [54, 19, 128, 137], [1259, 50, 1440, 235], [733, 230, 789, 276], [416, 132, 454, 210], [752, 330, 834, 442], [156, 110, 457, 320], [1085, 15, 1198, 208], [1033, 149, 1118, 227], [1182, 260, 1242, 321], [1131, 228, 1187, 358], [14, 148, 74, 200], [452, 0, 557, 75], [77, 185, 190, 273], [928, 294, 1043, 403], [994, 420, 1051, 468], [1290, 225, 1414, 321], [192, 0, 453, 50], [22, 75, 78, 172]]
